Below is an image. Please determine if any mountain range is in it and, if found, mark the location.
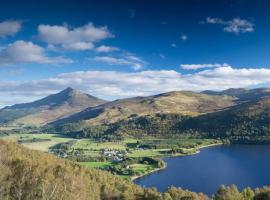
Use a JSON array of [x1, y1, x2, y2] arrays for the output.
[[1, 87, 270, 141]]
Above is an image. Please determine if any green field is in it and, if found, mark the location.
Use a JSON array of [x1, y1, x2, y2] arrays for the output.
[[0, 133, 74, 151], [80, 161, 113, 168], [130, 163, 154, 174], [0, 134, 218, 157], [72, 138, 137, 150]]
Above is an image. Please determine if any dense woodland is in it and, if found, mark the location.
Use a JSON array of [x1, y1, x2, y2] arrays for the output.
[[47, 113, 191, 139], [179, 98, 270, 143]]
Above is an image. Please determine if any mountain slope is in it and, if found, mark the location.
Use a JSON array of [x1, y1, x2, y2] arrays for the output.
[[179, 96, 270, 141], [0, 87, 107, 126], [202, 88, 270, 102], [51, 91, 236, 135], [53, 91, 236, 126]]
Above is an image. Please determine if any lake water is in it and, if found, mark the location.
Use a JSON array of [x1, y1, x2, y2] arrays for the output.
[[134, 145, 270, 196]]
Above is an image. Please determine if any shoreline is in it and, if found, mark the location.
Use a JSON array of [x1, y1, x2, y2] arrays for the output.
[[131, 160, 167, 181], [131, 142, 223, 181], [190, 142, 224, 155]]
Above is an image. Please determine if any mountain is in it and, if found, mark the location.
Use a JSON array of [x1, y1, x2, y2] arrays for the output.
[[50, 91, 236, 135], [53, 90, 236, 126], [202, 88, 270, 102], [49, 88, 270, 140], [0, 87, 107, 126], [179, 96, 270, 142]]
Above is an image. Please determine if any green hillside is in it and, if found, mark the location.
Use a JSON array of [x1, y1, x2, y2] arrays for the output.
[[51, 91, 235, 134], [179, 97, 270, 143], [51, 97, 270, 143], [202, 88, 270, 103]]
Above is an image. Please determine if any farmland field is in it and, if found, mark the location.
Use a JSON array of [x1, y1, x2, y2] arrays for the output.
[[0, 133, 74, 151], [80, 161, 114, 168]]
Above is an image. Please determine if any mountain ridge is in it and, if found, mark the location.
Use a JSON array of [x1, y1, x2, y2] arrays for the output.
[[50, 90, 236, 135], [1, 87, 270, 130], [0, 87, 107, 126], [201, 87, 270, 102]]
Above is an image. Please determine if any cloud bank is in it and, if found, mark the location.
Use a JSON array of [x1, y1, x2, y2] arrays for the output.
[[1, 66, 270, 107]]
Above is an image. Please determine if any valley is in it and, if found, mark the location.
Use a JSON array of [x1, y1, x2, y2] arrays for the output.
[[1, 87, 270, 198], [1, 1, 270, 199], [0, 132, 219, 179]]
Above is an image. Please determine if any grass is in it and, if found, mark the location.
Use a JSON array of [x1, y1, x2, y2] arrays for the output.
[[72, 138, 137, 150], [130, 164, 153, 173], [129, 149, 170, 157], [80, 161, 113, 168], [0, 133, 74, 151]]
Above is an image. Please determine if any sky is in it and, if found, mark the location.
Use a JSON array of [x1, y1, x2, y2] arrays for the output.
[[0, 0, 270, 107]]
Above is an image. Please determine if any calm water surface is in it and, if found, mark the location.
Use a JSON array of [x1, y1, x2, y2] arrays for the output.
[[134, 145, 270, 196]]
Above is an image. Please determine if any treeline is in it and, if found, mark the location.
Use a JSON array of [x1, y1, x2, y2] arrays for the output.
[[108, 157, 165, 177], [44, 113, 192, 139], [179, 98, 270, 143], [2, 140, 270, 200]]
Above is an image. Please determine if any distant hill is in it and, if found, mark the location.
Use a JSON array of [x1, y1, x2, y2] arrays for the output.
[[0, 87, 107, 126], [3, 87, 270, 141], [49, 91, 236, 138], [49, 89, 270, 141], [202, 88, 270, 102], [179, 96, 270, 142], [52, 91, 235, 127], [61, 96, 270, 141]]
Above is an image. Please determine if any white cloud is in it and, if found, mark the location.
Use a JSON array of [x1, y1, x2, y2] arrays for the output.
[[181, 63, 230, 70], [0, 40, 72, 65], [38, 23, 113, 51], [180, 34, 188, 41], [95, 45, 119, 52], [62, 42, 94, 51], [206, 17, 254, 34], [1, 66, 270, 107], [0, 20, 22, 37], [94, 55, 146, 70]]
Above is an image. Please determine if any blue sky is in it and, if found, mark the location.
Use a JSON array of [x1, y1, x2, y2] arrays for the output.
[[0, 0, 270, 107]]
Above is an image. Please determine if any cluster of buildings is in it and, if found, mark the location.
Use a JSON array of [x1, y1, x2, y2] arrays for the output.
[[101, 149, 128, 162]]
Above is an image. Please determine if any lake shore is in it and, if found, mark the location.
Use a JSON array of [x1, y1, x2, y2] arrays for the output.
[[131, 160, 167, 181], [191, 142, 224, 155], [131, 142, 223, 181]]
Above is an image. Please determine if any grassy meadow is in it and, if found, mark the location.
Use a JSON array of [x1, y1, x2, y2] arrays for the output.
[[0, 133, 74, 151]]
